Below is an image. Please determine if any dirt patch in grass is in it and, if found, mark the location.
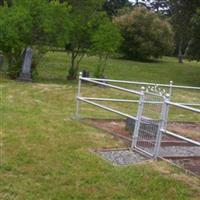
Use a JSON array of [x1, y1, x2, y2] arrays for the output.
[[167, 122, 200, 141], [168, 157, 200, 176]]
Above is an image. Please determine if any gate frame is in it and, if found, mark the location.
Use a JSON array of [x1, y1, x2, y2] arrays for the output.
[[131, 87, 170, 158]]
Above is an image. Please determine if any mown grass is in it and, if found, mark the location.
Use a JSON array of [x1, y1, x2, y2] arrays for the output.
[[1, 52, 200, 199], [36, 52, 200, 86]]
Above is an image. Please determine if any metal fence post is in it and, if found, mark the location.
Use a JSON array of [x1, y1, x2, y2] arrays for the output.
[[169, 80, 173, 97], [76, 72, 82, 119], [131, 87, 145, 149], [154, 94, 169, 158]]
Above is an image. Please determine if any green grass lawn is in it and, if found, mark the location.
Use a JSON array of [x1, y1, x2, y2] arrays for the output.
[[35, 52, 200, 86], [1, 53, 200, 199]]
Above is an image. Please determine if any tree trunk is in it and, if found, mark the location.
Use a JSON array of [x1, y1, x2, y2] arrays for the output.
[[183, 39, 192, 58], [178, 40, 183, 64], [67, 51, 78, 80]]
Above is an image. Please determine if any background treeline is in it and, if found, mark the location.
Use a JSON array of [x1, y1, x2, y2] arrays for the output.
[[0, 0, 200, 80]]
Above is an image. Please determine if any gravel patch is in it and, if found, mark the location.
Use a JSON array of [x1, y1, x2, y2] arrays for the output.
[[96, 150, 149, 165], [158, 146, 200, 157], [96, 147, 200, 166]]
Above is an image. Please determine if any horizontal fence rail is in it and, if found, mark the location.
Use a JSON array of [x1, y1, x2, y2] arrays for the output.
[[81, 97, 200, 106], [162, 101, 200, 146], [78, 97, 137, 120], [81, 77, 200, 106], [87, 77, 200, 90], [166, 101, 200, 113], [161, 129, 200, 146], [81, 77, 142, 95]]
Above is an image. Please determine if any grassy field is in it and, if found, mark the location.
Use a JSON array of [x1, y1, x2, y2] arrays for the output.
[[34, 52, 200, 86], [1, 52, 200, 199]]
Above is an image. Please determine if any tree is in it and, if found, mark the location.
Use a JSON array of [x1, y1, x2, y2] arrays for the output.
[[103, 0, 132, 17], [188, 9, 200, 61], [150, 0, 170, 15], [169, 0, 200, 63], [0, 0, 71, 78], [65, 0, 105, 80], [91, 20, 122, 77], [0, 5, 32, 77], [114, 7, 174, 60]]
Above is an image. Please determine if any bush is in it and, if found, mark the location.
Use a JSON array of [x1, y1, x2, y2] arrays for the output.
[[114, 7, 174, 60]]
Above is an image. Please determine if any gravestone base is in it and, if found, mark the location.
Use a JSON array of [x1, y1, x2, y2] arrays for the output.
[[18, 72, 32, 82]]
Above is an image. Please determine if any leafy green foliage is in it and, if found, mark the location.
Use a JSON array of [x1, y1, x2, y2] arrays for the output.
[[188, 9, 200, 61], [114, 7, 174, 60], [65, 0, 106, 80], [91, 21, 122, 77], [169, 0, 200, 63], [0, 0, 71, 78], [103, 0, 132, 17], [0, 4, 32, 77]]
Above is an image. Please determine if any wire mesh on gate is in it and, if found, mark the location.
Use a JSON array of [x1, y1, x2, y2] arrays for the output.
[[133, 89, 166, 157]]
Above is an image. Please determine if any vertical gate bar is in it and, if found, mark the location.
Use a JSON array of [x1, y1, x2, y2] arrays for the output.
[[165, 81, 173, 128], [154, 95, 169, 158], [163, 93, 170, 130], [76, 72, 82, 119], [131, 87, 145, 149]]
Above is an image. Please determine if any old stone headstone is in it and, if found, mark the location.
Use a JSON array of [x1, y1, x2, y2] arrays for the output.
[[18, 47, 33, 82], [82, 69, 90, 78]]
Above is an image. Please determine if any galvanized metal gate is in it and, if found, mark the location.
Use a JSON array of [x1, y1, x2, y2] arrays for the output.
[[131, 87, 169, 158]]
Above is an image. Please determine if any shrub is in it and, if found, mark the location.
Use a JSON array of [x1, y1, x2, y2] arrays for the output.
[[114, 7, 174, 60]]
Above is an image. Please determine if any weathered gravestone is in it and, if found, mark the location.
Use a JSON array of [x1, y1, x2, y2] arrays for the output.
[[18, 48, 33, 82]]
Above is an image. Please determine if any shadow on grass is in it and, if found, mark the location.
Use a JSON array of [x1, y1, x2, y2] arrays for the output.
[[34, 76, 78, 85], [115, 56, 165, 64]]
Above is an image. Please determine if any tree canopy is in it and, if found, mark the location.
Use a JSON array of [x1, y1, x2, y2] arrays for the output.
[[114, 7, 174, 60], [1, 0, 200, 81], [0, 0, 71, 78]]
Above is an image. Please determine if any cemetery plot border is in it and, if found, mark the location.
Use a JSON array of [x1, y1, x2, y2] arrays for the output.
[[75, 73, 200, 174]]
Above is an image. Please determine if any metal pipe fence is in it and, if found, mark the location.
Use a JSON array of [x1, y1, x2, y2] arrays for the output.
[[76, 72, 200, 159], [80, 97, 200, 106], [83, 77, 200, 106], [86, 77, 200, 91]]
